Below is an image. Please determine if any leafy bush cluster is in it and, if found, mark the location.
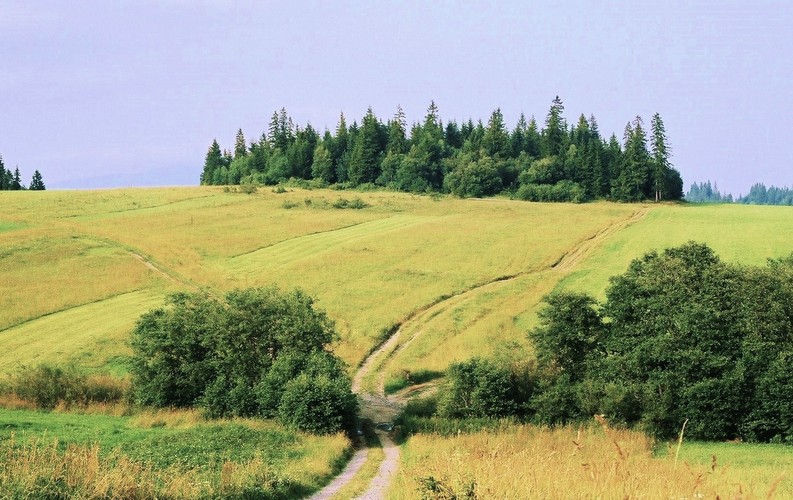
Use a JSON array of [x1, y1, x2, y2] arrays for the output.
[[2, 364, 126, 410], [430, 242, 793, 442], [129, 287, 357, 434]]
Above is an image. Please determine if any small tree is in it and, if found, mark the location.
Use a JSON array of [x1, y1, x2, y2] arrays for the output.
[[29, 170, 46, 190]]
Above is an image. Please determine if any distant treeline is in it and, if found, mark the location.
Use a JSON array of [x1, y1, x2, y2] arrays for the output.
[[685, 181, 733, 203], [739, 183, 793, 205], [0, 154, 45, 191], [200, 97, 683, 203], [686, 181, 793, 205]]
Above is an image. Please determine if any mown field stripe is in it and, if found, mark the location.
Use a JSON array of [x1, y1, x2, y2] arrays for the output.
[[0, 290, 164, 372], [231, 215, 436, 271]]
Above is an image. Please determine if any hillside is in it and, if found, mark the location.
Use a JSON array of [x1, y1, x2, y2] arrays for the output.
[[2, 187, 792, 374], [3, 187, 793, 497]]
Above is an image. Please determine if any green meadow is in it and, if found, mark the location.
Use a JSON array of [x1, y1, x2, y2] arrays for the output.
[[1, 187, 792, 497]]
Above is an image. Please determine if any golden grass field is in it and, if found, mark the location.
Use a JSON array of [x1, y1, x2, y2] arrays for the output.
[[2, 187, 793, 497], [391, 421, 793, 499]]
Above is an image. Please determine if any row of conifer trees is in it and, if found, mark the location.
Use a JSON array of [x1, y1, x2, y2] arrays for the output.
[[0, 154, 45, 191], [201, 97, 682, 203]]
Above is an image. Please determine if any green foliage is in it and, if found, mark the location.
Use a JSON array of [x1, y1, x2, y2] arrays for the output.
[[129, 287, 357, 433], [278, 373, 358, 435], [5, 364, 125, 409], [686, 180, 734, 203], [530, 292, 604, 381], [443, 155, 503, 198], [739, 183, 793, 205], [29, 170, 46, 190], [421, 242, 793, 443], [201, 99, 684, 203], [515, 180, 585, 203], [437, 358, 531, 419], [530, 242, 793, 441]]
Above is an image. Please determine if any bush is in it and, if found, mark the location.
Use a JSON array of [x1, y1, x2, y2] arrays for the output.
[[527, 243, 793, 442], [437, 358, 524, 419], [515, 180, 585, 203], [129, 287, 357, 433], [277, 373, 358, 434], [5, 364, 126, 410]]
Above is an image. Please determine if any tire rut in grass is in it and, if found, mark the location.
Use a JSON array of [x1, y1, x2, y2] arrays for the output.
[[309, 207, 649, 499]]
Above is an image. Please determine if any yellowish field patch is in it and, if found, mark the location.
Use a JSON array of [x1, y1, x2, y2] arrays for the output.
[[556, 203, 793, 299], [0, 290, 163, 374], [391, 424, 792, 499], [0, 232, 159, 330]]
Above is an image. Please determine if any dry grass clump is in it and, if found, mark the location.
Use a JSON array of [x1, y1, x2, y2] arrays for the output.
[[0, 435, 201, 498], [392, 421, 791, 499]]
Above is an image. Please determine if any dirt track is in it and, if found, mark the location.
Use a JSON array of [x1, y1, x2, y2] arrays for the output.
[[309, 208, 649, 499]]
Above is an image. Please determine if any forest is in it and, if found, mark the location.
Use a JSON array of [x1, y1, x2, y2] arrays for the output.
[[686, 181, 793, 205], [0, 154, 45, 191], [200, 97, 684, 203]]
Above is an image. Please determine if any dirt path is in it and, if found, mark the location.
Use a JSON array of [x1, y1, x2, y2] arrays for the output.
[[309, 208, 649, 499]]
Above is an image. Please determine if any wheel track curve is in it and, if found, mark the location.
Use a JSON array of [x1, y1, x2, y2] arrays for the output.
[[309, 207, 649, 499]]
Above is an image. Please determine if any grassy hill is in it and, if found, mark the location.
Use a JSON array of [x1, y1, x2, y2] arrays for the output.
[[2, 187, 793, 497], [2, 187, 791, 373]]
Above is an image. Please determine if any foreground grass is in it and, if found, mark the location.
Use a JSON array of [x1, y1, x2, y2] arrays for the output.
[[0, 407, 351, 498], [391, 423, 792, 499]]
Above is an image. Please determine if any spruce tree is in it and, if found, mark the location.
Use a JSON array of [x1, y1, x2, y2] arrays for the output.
[[542, 96, 566, 157], [525, 117, 542, 159], [234, 128, 248, 160], [201, 139, 223, 185], [311, 143, 334, 183], [387, 105, 408, 154], [29, 170, 45, 190], [510, 113, 528, 157], [333, 113, 349, 182], [348, 107, 383, 185], [12, 167, 22, 190], [650, 112, 672, 202], [612, 117, 651, 201], [0, 154, 6, 190], [483, 108, 510, 158]]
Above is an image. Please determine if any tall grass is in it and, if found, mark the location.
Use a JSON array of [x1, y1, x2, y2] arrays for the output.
[[391, 423, 793, 499], [0, 407, 352, 498]]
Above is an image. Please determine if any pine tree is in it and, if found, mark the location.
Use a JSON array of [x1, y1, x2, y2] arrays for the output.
[[234, 128, 248, 160], [650, 112, 672, 202], [201, 139, 223, 185], [542, 96, 566, 157], [483, 108, 510, 158], [29, 170, 45, 190], [12, 167, 22, 190]]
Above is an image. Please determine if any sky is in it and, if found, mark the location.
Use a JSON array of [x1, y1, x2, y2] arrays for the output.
[[1, 0, 792, 196]]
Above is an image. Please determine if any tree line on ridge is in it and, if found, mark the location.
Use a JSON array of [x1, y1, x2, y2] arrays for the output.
[[0, 154, 45, 191], [200, 97, 683, 203]]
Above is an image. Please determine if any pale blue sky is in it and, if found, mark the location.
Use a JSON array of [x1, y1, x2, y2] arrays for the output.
[[2, 0, 791, 196]]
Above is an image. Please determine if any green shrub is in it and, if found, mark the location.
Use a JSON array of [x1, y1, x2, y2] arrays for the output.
[[277, 373, 358, 434], [6, 364, 126, 409], [437, 358, 523, 419], [129, 287, 357, 433]]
